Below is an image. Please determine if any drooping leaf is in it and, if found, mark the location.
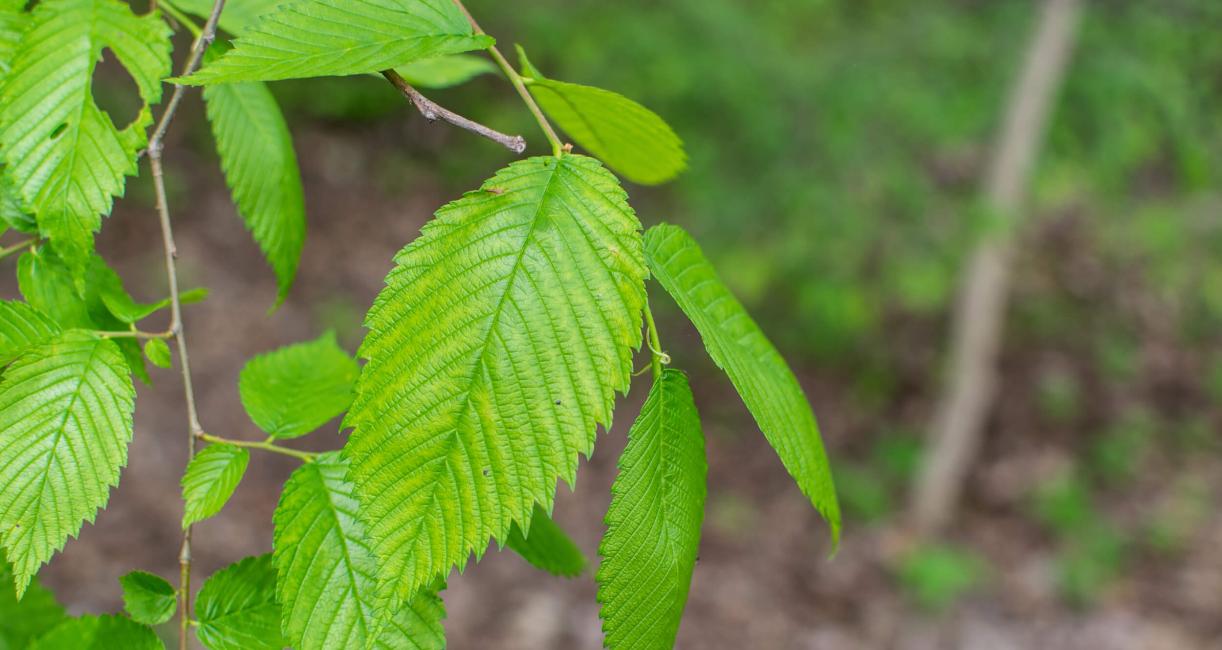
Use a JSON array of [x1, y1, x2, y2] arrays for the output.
[[273, 452, 446, 650], [28, 615, 160, 650], [396, 54, 495, 89], [0, 557, 67, 648], [345, 154, 648, 601], [644, 224, 840, 541], [203, 48, 304, 304], [0, 301, 60, 366], [181, 444, 250, 529], [505, 505, 587, 578], [195, 554, 283, 650], [0, 331, 134, 597], [516, 47, 686, 186], [0, 0, 171, 275], [119, 571, 176, 626], [183, 0, 494, 85], [143, 338, 172, 369], [239, 332, 357, 439], [597, 369, 706, 650]]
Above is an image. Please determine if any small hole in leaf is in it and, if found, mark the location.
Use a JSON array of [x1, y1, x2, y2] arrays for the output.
[[92, 48, 143, 129], [49, 123, 67, 139]]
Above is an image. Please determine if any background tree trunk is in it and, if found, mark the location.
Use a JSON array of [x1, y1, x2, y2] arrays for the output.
[[911, 0, 1085, 536]]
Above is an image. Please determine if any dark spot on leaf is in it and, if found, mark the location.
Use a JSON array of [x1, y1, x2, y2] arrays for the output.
[[49, 123, 67, 139]]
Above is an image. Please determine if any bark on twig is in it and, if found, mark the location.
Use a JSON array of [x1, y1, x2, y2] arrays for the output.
[[382, 70, 527, 154], [911, 0, 1084, 536]]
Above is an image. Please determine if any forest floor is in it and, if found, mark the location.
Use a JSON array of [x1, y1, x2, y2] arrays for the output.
[[21, 119, 1222, 649]]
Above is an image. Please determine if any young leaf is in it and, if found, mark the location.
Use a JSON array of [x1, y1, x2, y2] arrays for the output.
[[195, 554, 284, 650], [182, 0, 494, 85], [273, 452, 446, 650], [0, 331, 134, 597], [28, 615, 161, 650], [644, 224, 841, 541], [396, 54, 496, 89], [0, 0, 171, 276], [17, 249, 150, 382], [143, 338, 172, 369], [203, 53, 305, 304], [119, 571, 176, 626], [0, 557, 67, 647], [345, 154, 648, 601], [0, 300, 61, 366], [516, 47, 686, 186], [597, 369, 706, 650], [505, 505, 587, 578], [181, 443, 250, 528], [239, 332, 358, 439]]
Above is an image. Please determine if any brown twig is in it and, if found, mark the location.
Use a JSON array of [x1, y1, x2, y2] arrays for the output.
[[381, 70, 526, 153], [450, 0, 564, 156], [144, 1, 227, 647]]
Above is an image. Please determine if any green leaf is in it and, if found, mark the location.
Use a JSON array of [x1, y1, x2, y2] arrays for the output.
[[195, 555, 283, 650], [505, 505, 586, 578], [119, 571, 176, 626], [396, 54, 495, 89], [0, 173, 37, 234], [0, 331, 134, 597], [0, 0, 171, 276], [273, 452, 446, 650], [345, 154, 648, 601], [597, 369, 706, 650], [203, 54, 304, 304], [143, 339, 172, 369], [28, 615, 160, 650], [644, 224, 841, 541], [239, 333, 357, 439], [516, 46, 685, 186], [0, 301, 61, 366], [181, 444, 249, 529], [0, 0, 27, 84], [183, 0, 494, 85], [0, 557, 67, 648], [17, 248, 150, 383]]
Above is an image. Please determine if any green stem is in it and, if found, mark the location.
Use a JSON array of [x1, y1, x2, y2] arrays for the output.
[[450, 0, 564, 157], [197, 432, 318, 463], [93, 328, 174, 340], [160, 1, 203, 38], [0, 238, 35, 261], [643, 301, 668, 379]]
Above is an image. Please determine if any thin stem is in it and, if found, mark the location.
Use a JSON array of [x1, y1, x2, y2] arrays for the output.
[[381, 70, 526, 153], [450, 0, 564, 156], [93, 328, 174, 340], [643, 301, 668, 379], [0, 238, 35, 261], [160, 1, 203, 38], [144, 2, 227, 649], [197, 432, 319, 463]]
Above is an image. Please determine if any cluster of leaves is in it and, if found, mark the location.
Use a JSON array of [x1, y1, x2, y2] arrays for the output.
[[0, 0, 839, 648]]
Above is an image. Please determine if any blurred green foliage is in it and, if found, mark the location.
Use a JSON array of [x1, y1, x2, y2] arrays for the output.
[[896, 542, 988, 611]]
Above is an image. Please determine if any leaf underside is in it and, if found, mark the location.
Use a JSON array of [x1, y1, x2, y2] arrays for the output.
[[203, 68, 305, 303], [184, 0, 494, 84], [274, 452, 445, 650], [644, 224, 841, 541], [597, 369, 707, 650], [505, 504, 587, 578], [0, 0, 170, 276], [0, 331, 134, 597], [345, 154, 648, 602]]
